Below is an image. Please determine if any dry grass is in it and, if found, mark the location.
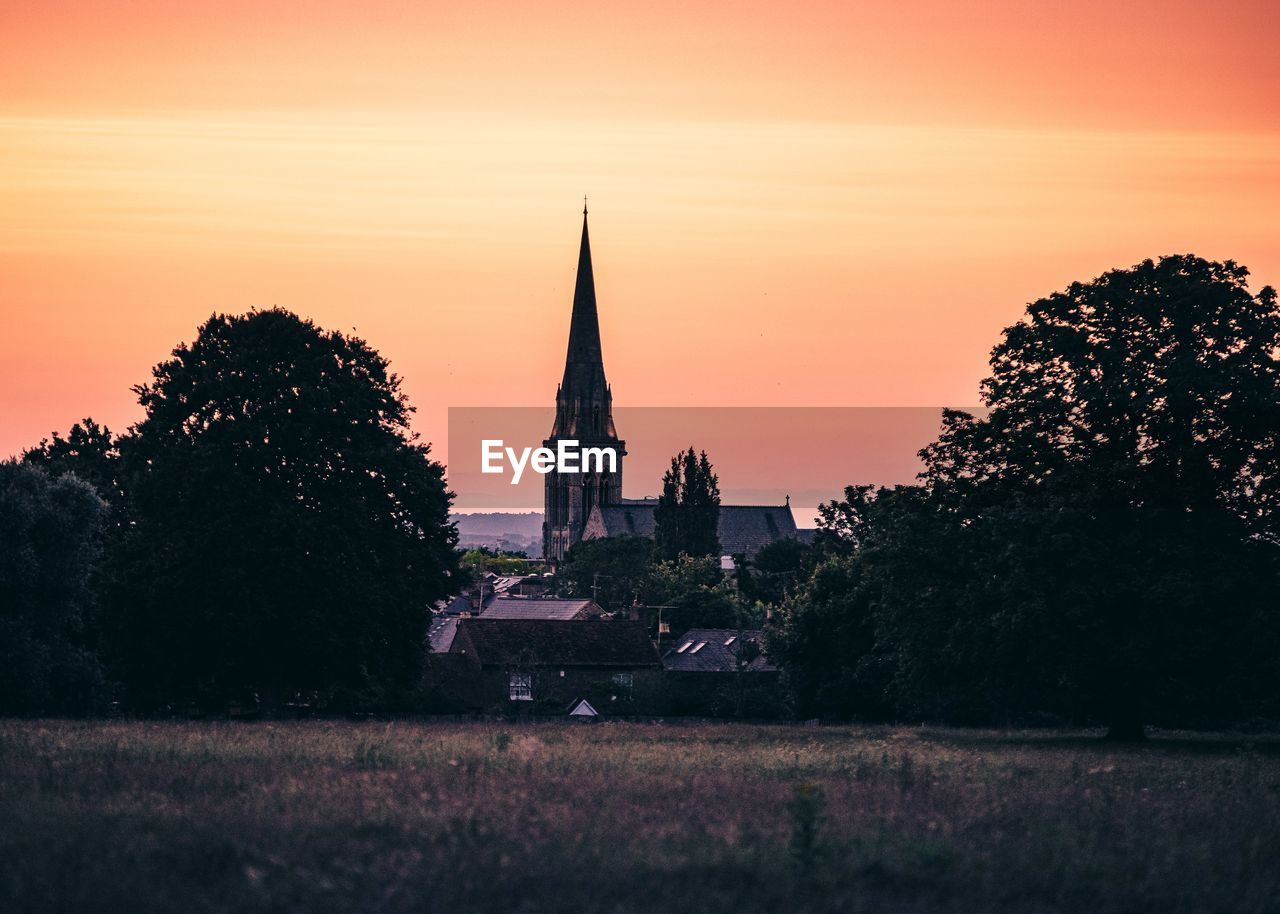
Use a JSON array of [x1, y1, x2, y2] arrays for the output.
[[1, 720, 1277, 913]]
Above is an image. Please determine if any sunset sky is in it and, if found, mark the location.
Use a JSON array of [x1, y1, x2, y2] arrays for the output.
[[3, 0, 1279, 479]]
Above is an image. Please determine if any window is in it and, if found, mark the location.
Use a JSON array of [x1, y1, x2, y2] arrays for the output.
[[611, 672, 634, 689], [675, 642, 692, 653], [509, 673, 532, 701], [689, 641, 708, 654], [724, 636, 737, 646]]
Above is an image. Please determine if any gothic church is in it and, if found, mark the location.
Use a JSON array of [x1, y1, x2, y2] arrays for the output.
[[542, 206, 797, 563]]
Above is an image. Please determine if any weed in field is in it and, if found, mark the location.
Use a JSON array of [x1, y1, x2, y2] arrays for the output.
[[788, 781, 826, 877], [351, 738, 396, 770]]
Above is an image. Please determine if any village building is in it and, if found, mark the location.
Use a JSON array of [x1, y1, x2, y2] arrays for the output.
[[661, 628, 785, 717], [478, 597, 603, 621], [447, 618, 662, 713]]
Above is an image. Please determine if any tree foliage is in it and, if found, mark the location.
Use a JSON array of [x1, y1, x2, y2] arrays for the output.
[[774, 256, 1280, 732], [736, 537, 815, 606], [109, 309, 458, 709], [0, 461, 110, 714], [23, 419, 124, 519], [643, 554, 755, 635], [557, 534, 655, 612], [654, 447, 721, 560]]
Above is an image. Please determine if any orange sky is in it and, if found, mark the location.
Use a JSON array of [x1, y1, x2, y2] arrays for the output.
[[3, 0, 1279, 467]]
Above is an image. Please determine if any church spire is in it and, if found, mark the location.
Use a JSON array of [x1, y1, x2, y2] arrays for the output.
[[564, 205, 603, 368], [544, 202, 625, 563]]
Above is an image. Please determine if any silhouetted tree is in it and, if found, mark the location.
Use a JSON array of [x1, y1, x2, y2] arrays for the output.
[[557, 534, 655, 612], [23, 419, 124, 517], [774, 256, 1280, 734], [912, 256, 1280, 736], [643, 554, 751, 634], [654, 447, 720, 559], [109, 309, 458, 710], [768, 486, 910, 720], [0, 461, 110, 714], [923, 256, 1280, 535], [737, 537, 814, 606]]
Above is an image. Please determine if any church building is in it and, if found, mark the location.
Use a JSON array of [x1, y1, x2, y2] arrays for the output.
[[542, 205, 798, 564]]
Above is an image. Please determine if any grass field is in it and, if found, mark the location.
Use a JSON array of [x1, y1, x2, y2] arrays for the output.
[[1, 720, 1277, 913]]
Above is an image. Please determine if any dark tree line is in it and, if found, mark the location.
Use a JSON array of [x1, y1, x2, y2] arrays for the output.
[[6, 256, 1279, 732], [771, 256, 1280, 735], [8, 308, 458, 713]]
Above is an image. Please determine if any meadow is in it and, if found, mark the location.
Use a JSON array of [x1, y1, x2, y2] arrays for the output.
[[1, 720, 1276, 913]]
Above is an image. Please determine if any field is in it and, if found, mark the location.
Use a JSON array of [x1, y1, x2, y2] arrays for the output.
[[1, 721, 1277, 913]]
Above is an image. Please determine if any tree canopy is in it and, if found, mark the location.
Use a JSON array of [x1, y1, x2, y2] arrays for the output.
[[0, 461, 110, 714], [557, 534, 655, 613], [774, 256, 1280, 733], [109, 308, 458, 709], [654, 447, 721, 560]]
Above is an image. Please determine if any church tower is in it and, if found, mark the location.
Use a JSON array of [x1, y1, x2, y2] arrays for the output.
[[543, 204, 625, 562]]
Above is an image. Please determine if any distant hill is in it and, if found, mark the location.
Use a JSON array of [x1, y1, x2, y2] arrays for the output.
[[451, 512, 543, 557], [451, 512, 543, 537]]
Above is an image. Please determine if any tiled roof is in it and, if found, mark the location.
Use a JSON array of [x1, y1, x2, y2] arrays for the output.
[[662, 628, 777, 673], [479, 597, 602, 621], [434, 593, 473, 616], [588, 503, 798, 558], [595, 505, 657, 537], [427, 616, 459, 653], [451, 618, 661, 669], [717, 506, 798, 557]]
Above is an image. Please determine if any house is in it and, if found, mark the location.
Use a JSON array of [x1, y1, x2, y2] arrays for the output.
[[434, 573, 552, 617], [661, 628, 785, 717], [478, 597, 603, 621], [448, 618, 661, 713], [581, 501, 799, 564], [663, 628, 777, 673]]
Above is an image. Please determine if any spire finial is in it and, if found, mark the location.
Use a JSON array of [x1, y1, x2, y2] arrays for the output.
[[583, 195, 588, 216]]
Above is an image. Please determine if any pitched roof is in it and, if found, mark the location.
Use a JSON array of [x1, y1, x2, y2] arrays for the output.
[[434, 593, 473, 616], [718, 505, 798, 557], [662, 628, 777, 673], [427, 616, 459, 653], [451, 618, 660, 669], [586, 503, 799, 558], [594, 504, 657, 537], [479, 597, 602, 621]]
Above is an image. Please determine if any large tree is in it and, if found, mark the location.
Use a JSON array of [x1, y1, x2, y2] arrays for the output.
[[110, 309, 457, 709], [774, 257, 1280, 734], [924, 256, 1280, 532], [913, 257, 1280, 734], [0, 461, 110, 714], [654, 447, 721, 559]]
